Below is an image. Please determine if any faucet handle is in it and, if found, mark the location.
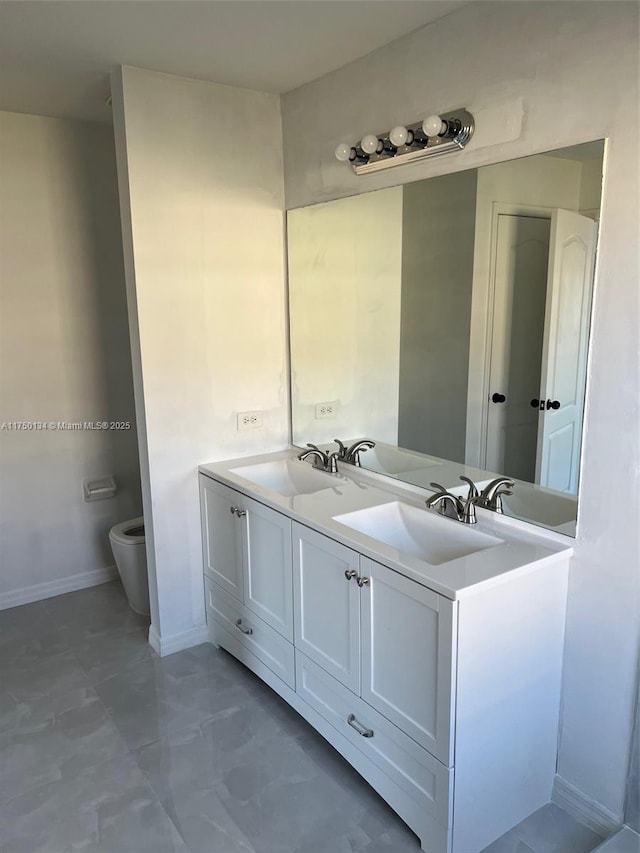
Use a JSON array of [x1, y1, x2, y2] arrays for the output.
[[460, 494, 482, 524], [333, 439, 348, 459], [458, 475, 479, 499], [327, 451, 340, 474]]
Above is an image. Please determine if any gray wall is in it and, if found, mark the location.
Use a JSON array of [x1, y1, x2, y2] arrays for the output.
[[398, 171, 477, 461], [0, 111, 142, 606]]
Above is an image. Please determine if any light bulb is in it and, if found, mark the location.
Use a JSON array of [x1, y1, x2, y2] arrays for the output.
[[334, 142, 353, 162], [422, 114, 447, 137], [361, 134, 381, 155], [389, 125, 409, 147]]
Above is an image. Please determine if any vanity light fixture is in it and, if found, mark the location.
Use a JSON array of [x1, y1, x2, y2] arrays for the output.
[[334, 108, 474, 175]]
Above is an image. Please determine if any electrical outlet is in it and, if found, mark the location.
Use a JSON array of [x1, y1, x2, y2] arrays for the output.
[[315, 401, 339, 420], [237, 411, 263, 430]]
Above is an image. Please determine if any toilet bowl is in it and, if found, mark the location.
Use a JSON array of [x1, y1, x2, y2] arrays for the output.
[[108, 516, 150, 616]]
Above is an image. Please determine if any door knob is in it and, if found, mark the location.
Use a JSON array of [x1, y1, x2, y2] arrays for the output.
[[344, 569, 357, 581], [491, 392, 506, 403], [546, 399, 561, 410], [530, 398, 540, 408], [356, 576, 370, 587]]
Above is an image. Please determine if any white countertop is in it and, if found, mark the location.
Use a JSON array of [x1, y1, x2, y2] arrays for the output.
[[199, 449, 573, 601]]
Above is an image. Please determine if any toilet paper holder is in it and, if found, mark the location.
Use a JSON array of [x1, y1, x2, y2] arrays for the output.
[[83, 476, 117, 502]]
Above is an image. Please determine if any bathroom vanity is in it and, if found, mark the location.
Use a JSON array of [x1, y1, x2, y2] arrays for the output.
[[198, 449, 572, 853]]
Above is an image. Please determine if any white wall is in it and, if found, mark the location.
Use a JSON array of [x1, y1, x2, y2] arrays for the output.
[[0, 111, 142, 607], [111, 67, 289, 652], [579, 158, 603, 219], [288, 187, 403, 446], [282, 0, 640, 825]]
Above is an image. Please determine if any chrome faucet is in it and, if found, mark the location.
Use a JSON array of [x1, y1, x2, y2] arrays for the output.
[[425, 475, 515, 523], [426, 476, 482, 524], [333, 438, 375, 467], [297, 443, 340, 474], [477, 477, 514, 513]]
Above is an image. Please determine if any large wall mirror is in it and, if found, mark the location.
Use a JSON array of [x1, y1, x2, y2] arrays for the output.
[[288, 141, 604, 536]]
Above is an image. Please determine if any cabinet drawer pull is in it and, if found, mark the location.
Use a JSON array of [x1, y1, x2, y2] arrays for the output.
[[235, 619, 253, 635], [344, 569, 357, 581], [356, 575, 369, 587], [347, 713, 374, 738], [235, 509, 247, 518], [230, 506, 238, 515]]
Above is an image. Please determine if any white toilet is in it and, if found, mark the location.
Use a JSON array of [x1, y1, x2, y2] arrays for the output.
[[108, 516, 150, 616]]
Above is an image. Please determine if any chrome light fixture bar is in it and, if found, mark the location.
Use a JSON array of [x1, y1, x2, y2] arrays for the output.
[[335, 108, 474, 175]]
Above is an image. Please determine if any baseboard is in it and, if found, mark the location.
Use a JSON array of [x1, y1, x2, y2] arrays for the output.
[[553, 774, 622, 837], [0, 565, 119, 610], [148, 623, 209, 657]]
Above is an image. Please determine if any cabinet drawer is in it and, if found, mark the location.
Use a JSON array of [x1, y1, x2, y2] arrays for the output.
[[296, 651, 451, 827], [205, 578, 295, 689]]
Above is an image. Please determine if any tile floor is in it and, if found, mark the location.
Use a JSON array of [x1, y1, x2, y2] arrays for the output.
[[0, 581, 607, 853]]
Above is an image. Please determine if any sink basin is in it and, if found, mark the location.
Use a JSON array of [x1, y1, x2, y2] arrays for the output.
[[230, 459, 338, 497], [501, 488, 577, 529], [333, 501, 504, 565], [360, 445, 442, 476]]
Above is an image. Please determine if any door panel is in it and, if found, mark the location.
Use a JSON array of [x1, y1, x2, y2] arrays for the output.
[[537, 209, 597, 493], [485, 214, 551, 480], [199, 477, 244, 601], [243, 498, 293, 641], [360, 558, 456, 767], [292, 523, 360, 693]]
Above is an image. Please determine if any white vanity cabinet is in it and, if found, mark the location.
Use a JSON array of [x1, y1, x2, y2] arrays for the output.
[[198, 466, 569, 853], [200, 476, 295, 687], [292, 523, 455, 766]]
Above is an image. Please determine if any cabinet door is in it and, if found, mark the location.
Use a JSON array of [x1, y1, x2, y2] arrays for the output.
[[199, 477, 244, 602], [292, 523, 360, 694], [242, 497, 293, 641], [360, 557, 456, 767]]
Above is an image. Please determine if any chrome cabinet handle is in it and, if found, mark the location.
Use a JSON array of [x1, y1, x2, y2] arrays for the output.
[[230, 506, 238, 515], [356, 576, 369, 587], [347, 713, 374, 738], [229, 506, 247, 518], [344, 569, 357, 581], [235, 619, 253, 635]]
